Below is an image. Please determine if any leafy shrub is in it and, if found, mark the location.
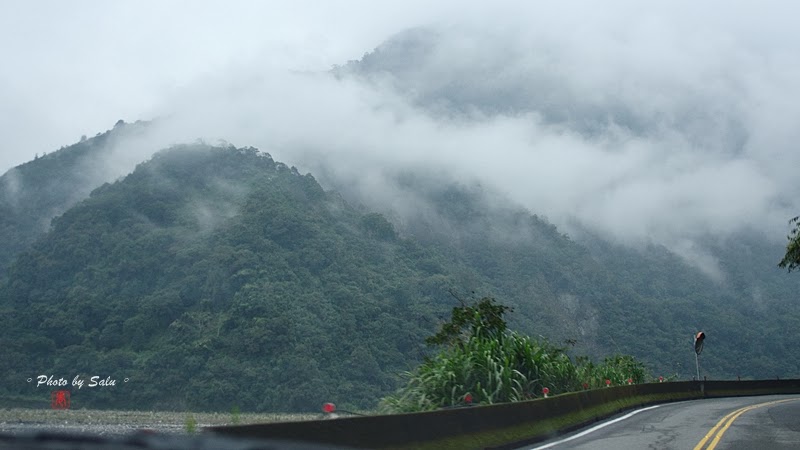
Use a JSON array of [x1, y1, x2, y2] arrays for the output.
[[381, 297, 650, 412]]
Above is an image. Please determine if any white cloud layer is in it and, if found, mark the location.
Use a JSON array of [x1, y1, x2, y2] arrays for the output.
[[2, 0, 799, 256]]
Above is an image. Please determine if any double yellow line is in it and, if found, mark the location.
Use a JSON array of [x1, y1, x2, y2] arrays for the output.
[[693, 398, 800, 450]]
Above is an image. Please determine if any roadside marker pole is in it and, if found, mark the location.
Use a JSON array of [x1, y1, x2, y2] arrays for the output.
[[695, 352, 700, 380], [694, 331, 705, 380]]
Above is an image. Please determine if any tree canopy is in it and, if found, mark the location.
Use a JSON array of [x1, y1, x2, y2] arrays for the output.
[[779, 216, 800, 272], [0, 144, 461, 411]]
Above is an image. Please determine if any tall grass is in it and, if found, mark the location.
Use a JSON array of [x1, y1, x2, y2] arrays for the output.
[[184, 413, 197, 433], [381, 333, 648, 413]]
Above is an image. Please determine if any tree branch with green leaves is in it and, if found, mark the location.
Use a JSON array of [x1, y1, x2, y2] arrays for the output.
[[779, 216, 799, 272]]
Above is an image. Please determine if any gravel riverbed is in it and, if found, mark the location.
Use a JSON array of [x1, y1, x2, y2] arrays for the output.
[[0, 408, 319, 436]]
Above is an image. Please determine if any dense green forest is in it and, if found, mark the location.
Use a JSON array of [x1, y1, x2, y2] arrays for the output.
[[0, 121, 148, 278], [325, 170, 800, 382], [1, 137, 798, 413], [0, 144, 467, 411]]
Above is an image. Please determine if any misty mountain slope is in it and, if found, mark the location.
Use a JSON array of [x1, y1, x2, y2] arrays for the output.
[[317, 166, 800, 381], [579, 231, 800, 374], [377, 176, 610, 345], [325, 28, 800, 377], [0, 121, 150, 278], [336, 26, 626, 129], [0, 143, 483, 411], [0, 138, 797, 414], [337, 26, 747, 143], [304, 167, 615, 353], [329, 26, 799, 257]]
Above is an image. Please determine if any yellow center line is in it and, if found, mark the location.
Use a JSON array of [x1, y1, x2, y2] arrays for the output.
[[694, 398, 800, 450]]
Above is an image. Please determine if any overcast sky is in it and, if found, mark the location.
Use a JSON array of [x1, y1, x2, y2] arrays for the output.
[[0, 0, 432, 168], [2, 1, 799, 267]]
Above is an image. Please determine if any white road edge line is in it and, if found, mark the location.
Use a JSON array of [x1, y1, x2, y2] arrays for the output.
[[525, 404, 663, 449]]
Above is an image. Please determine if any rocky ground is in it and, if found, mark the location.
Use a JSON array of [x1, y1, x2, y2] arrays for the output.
[[0, 407, 319, 436]]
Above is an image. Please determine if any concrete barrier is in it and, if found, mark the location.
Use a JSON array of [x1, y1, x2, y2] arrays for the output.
[[208, 379, 800, 449]]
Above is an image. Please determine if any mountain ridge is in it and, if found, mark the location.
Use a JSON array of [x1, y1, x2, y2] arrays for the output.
[[0, 120, 152, 278], [1, 124, 798, 412]]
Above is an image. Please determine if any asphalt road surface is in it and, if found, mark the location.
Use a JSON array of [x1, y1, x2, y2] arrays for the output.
[[525, 394, 800, 450]]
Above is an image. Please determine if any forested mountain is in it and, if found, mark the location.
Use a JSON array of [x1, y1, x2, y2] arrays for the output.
[[577, 234, 799, 378], [0, 121, 148, 278], [1, 17, 798, 417], [1, 28, 798, 411], [1, 141, 798, 414], [332, 27, 800, 380], [0, 144, 468, 411], [326, 170, 800, 382]]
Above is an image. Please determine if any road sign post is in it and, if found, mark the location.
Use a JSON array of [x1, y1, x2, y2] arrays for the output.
[[695, 353, 700, 380], [694, 331, 705, 380]]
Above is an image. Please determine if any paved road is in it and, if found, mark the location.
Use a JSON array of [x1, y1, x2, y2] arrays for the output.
[[525, 394, 800, 450]]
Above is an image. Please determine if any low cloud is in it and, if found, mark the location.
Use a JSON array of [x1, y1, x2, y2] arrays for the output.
[[2, 1, 799, 269]]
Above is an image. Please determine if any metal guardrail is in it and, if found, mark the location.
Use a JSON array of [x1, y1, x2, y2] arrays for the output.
[[208, 379, 800, 450]]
